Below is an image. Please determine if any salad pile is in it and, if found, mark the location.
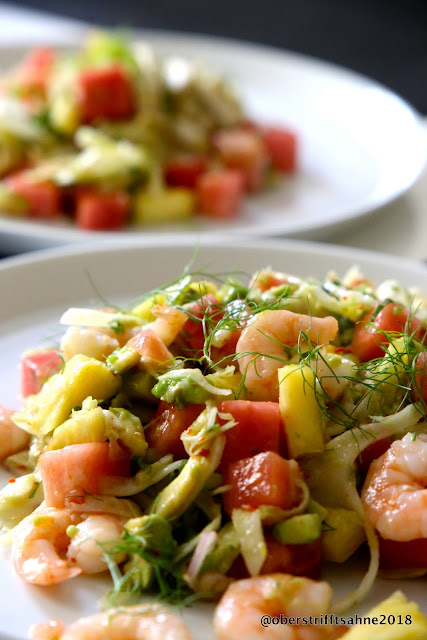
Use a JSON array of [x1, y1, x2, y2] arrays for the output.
[[0, 32, 297, 230], [1, 264, 427, 638]]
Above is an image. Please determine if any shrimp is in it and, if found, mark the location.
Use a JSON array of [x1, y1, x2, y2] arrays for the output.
[[0, 403, 30, 461], [213, 574, 345, 640], [127, 329, 175, 370], [235, 310, 338, 400], [12, 506, 128, 585], [147, 304, 188, 346], [361, 432, 427, 541], [12, 506, 82, 585], [66, 514, 126, 573], [29, 604, 194, 640], [125, 305, 188, 370], [60, 326, 119, 362]]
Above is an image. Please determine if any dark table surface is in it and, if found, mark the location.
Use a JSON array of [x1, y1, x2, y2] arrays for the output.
[[5, 0, 427, 115]]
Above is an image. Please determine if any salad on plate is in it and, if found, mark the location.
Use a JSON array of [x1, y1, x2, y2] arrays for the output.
[[1, 263, 427, 638], [0, 32, 297, 230]]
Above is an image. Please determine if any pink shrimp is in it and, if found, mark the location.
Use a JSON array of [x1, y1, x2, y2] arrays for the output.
[[12, 506, 127, 585], [29, 604, 194, 640], [235, 310, 338, 400], [0, 403, 30, 460], [12, 506, 83, 585], [214, 574, 346, 640], [362, 432, 427, 541], [125, 305, 193, 370]]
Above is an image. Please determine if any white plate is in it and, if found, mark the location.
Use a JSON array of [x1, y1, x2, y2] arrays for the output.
[[0, 32, 426, 253], [1, 236, 427, 638]]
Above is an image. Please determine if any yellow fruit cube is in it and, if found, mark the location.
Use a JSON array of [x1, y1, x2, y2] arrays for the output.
[[341, 591, 427, 639], [278, 364, 324, 458]]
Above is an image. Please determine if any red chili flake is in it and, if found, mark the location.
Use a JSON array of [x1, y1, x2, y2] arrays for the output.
[[199, 449, 210, 457], [8, 478, 16, 483], [68, 496, 85, 505], [18, 465, 27, 470], [69, 557, 77, 563]]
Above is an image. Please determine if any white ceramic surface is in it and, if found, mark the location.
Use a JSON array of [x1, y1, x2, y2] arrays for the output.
[[0, 237, 426, 638], [0, 32, 426, 253]]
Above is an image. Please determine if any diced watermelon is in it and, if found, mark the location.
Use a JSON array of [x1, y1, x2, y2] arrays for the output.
[[77, 64, 135, 122], [39, 442, 130, 508], [218, 400, 282, 467], [213, 128, 267, 192], [223, 451, 300, 515], [145, 401, 204, 459], [6, 174, 62, 218], [379, 536, 427, 570], [231, 535, 322, 580], [21, 349, 63, 397], [196, 170, 244, 218], [75, 188, 130, 230], [263, 126, 297, 173], [164, 155, 208, 189]]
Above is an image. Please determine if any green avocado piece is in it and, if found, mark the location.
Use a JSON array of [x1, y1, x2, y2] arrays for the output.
[[273, 513, 322, 545]]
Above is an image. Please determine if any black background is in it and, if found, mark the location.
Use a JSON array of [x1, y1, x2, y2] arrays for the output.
[[5, 0, 427, 114]]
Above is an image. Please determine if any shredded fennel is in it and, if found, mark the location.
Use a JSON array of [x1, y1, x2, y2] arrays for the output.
[[232, 508, 267, 576]]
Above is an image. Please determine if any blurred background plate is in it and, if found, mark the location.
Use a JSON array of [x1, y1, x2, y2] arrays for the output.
[[1, 236, 427, 638], [0, 33, 426, 253]]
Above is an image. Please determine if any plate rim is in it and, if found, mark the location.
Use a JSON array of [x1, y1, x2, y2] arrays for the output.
[[1, 233, 427, 276]]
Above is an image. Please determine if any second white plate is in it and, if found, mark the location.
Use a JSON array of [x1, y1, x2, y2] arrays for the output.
[[0, 31, 426, 252]]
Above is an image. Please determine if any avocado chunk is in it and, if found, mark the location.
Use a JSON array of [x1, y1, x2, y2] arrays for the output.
[[273, 513, 322, 545], [307, 499, 328, 521], [152, 369, 211, 407]]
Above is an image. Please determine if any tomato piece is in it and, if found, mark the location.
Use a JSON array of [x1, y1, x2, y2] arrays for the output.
[[262, 126, 297, 173], [77, 64, 135, 122], [379, 536, 427, 570], [145, 402, 204, 459], [351, 302, 424, 363], [39, 442, 130, 508], [164, 155, 208, 189], [356, 437, 392, 477], [75, 188, 130, 230], [21, 350, 63, 397], [223, 451, 300, 515], [196, 170, 244, 218], [213, 128, 267, 192], [6, 174, 62, 218], [218, 400, 282, 468]]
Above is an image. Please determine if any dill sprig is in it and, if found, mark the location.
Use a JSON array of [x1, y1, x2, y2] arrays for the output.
[[102, 515, 193, 607]]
